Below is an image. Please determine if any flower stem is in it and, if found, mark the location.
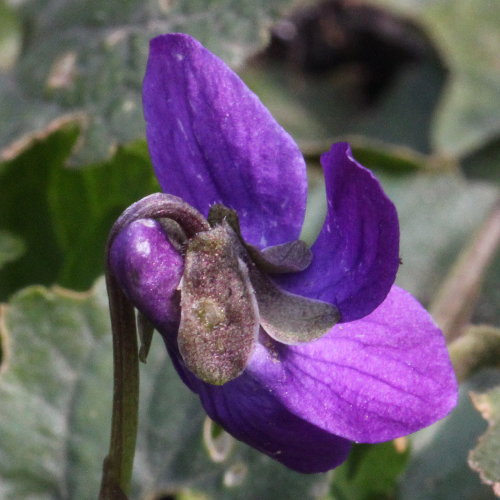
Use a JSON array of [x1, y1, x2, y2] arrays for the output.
[[99, 270, 139, 499], [449, 324, 500, 382], [430, 197, 500, 341]]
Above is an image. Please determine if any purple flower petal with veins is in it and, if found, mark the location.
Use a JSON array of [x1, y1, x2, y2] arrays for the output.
[[143, 34, 306, 248], [109, 33, 458, 473]]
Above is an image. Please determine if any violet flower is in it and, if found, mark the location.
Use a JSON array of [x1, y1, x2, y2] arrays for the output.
[[109, 34, 457, 473]]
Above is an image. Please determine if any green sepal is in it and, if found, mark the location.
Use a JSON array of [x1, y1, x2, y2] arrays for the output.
[[249, 267, 340, 345], [208, 204, 340, 345], [247, 240, 312, 274], [178, 223, 259, 385], [137, 311, 154, 364], [208, 204, 313, 274]]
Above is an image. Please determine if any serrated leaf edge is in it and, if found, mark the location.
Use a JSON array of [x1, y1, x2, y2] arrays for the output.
[[0, 280, 104, 378], [468, 390, 500, 496]]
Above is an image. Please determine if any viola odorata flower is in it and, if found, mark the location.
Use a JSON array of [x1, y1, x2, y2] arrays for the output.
[[108, 34, 457, 473]]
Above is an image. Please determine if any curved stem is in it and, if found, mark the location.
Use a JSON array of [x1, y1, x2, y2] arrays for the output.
[[108, 193, 209, 243], [99, 270, 139, 499]]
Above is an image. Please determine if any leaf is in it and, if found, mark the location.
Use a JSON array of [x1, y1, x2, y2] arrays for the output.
[[300, 164, 327, 246], [469, 371, 500, 497], [0, 125, 160, 299], [0, 122, 80, 300], [1, 0, 297, 165], [0, 279, 330, 499], [0, 282, 113, 500], [398, 369, 498, 500], [330, 441, 410, 500], [48, 138, 160, 290], [368, 0, 500, 157]]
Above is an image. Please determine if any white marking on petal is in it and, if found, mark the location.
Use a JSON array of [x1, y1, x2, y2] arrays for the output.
[[140, 219, 156, 228], [177, 117, 188, 139], [136, 239, 151, 256]]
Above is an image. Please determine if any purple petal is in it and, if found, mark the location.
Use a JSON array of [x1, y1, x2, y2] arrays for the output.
[[143, 34, 307, 248], [277, 142, 400, 322], [170, 286, 456, 455], [109, 219, 184, 335], [166, 338, 352, 473], [244, 286, 457, 443]]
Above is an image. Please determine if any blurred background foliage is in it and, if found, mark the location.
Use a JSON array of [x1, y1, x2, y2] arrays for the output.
[[0, 0, 498, 499]]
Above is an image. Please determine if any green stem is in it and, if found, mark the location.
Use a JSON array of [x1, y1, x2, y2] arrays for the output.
[[430, 198, 500, 341], [99, 270, 139, 499], [449, 324, 500, 382]]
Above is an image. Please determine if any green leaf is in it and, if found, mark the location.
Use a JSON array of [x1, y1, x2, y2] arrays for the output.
[[0, 122, 80, 299], [1, 0, 296, 165], [0, 282, 113, 500], [0, 125, 160, 299], [368, 0, 500, 157], [0, 280, 330, 499], [330, 441, 410, 500], [48, 138, 160, 290], [469, 371, 500, 497], [0, 230, 24, 270], [398, 370, 498, 500]]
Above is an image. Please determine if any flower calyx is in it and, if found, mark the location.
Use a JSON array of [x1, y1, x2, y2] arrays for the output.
[[179, 204, 340, 385]]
